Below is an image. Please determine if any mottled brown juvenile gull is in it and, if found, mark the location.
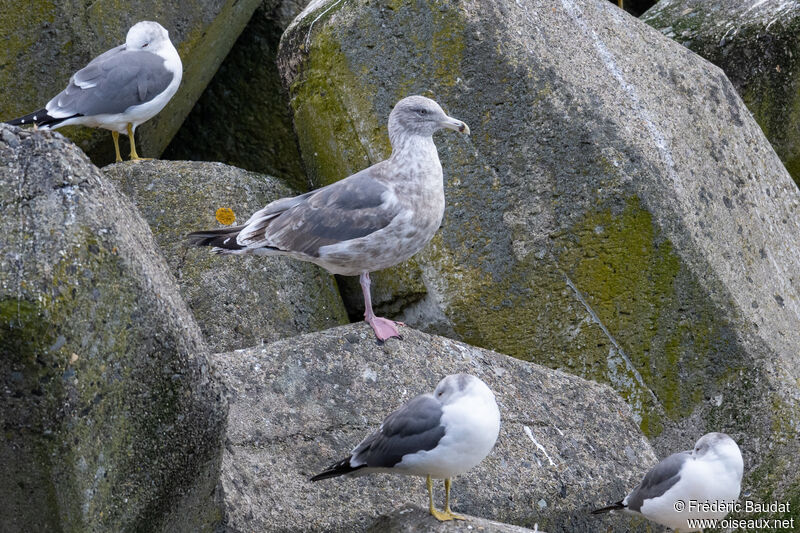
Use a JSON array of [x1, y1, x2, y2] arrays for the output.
[[5, 21, 182, 162], [592, 432, 743, 531], [310, 374, 500, 521], [187, 95, 469, 341]]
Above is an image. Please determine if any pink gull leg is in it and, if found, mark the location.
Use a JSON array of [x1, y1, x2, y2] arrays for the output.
[[360, 272, 404, 341]]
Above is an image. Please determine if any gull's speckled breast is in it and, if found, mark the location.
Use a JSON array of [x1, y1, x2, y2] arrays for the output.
[[315, 136, 445, 275]]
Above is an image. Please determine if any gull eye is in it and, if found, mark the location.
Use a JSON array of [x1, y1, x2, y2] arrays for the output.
[[417, 108, 428, 115], [437, 391, 443, 397], [142, 42, 149, 48]]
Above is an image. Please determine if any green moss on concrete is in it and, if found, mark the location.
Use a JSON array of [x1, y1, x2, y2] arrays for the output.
[[559, 198, 739, 435], [1, 298, 52, 364], [42, 233, 142, 530], [283, 0, 471, 316], [0, 1, 58, 110], [389, 0, 466, 95], [2, 225, 218, 531], [564, 202, 681, 416], [290, 26, 388, 188], [406, 197, 739, 438]]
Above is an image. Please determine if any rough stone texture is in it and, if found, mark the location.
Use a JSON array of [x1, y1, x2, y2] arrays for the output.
[[0, 0, 262, 166], [165, 0, 311, 192], [278, 0, 800, 514], [0, 125, 226, 532], [643, 0, 800, 187], [103, 160, 348, 352], [366, 506, 544, 532], [213, 324, 657, 532]]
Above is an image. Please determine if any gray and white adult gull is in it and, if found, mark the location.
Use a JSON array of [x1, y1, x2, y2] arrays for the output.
[[187, 95, 470, 341], [592, 432, 743, 531], [310, 374, 500, 521], [5, 21, 182, 162]]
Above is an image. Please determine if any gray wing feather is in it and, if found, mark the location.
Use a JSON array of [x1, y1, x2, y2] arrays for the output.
[[626, 451, 690, 512], [351, 394, 445, 468], [240, 190, 316, 227], [72, 45, 125, 87], [238, 166, 400, 256], [47, 49, 173, 117]]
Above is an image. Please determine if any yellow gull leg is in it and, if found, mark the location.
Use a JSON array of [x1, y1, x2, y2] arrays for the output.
[[443, 478, 466, 520], [427, 475, 452, 522], [127, 123, 151, 161], [111, 131, 122, 162]]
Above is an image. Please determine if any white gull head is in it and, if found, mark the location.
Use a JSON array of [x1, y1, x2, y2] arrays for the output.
[[692, 432, 743, 479], [126, 21, 172, 54]]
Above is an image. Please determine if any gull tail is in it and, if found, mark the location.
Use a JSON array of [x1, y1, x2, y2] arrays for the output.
[[591, 500, 626, 514], [6, 108, 80, 129], [186, 226, 247, 255], [309, 456, 366, 482]]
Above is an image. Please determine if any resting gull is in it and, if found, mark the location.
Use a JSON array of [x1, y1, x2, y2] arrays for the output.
[[592, 432, 743, 531], [187, 95, 469, 341], [5, 21, 182, 162], [310, 373, 499, 521]]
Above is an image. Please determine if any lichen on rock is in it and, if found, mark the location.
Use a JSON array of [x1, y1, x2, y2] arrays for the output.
[[0, 125, 226, 532]]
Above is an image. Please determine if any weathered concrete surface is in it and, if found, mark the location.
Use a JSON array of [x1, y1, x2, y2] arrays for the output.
[[367, 506, 544, 533], [0, 125, 226, 532], [165, 0, 311, 191], [0, 0, 262, 166], [213, 324, 657, 532], [278, 0, 800, 513], [643, 0, 800, 187], [104, 160, 348, 352]]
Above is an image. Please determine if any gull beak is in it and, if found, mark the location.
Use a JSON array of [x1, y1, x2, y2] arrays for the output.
[[440, 117, 470, 135]]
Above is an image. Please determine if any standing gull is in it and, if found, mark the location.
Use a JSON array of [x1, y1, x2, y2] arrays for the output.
[[187, 95, 469, 341], [592, 432, 744, 531], [5, 21, 182, 162], [310, 374, 500, 521]]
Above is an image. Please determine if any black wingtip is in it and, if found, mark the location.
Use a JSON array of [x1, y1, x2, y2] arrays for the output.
[[186, 226, 245, 250], [6, 108, 79, 128], [309, 457, 364, 482], [591, 501, 626, 515]]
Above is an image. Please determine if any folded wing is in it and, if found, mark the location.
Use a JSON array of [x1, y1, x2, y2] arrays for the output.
[[350, 394, 446, 469], [625, 450, 689, 512], [46, 47, 173, 119], [237, 167, 401, 257]]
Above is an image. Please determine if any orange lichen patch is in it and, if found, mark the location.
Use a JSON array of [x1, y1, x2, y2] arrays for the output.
[[215, 207, 236, 225]]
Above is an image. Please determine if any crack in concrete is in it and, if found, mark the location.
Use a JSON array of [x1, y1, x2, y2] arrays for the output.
[[563, 273, 661, 407]]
